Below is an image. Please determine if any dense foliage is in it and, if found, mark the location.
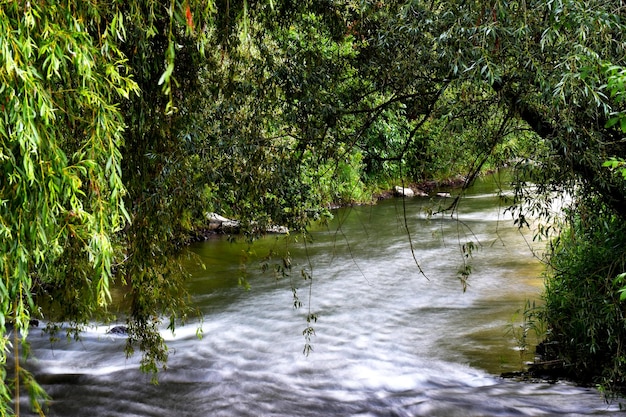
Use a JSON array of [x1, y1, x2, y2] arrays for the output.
[[1, 0, 626, 414], [0, 2, 135, 412], [537, 67, 626, 393], [542, 204, 626, 390]]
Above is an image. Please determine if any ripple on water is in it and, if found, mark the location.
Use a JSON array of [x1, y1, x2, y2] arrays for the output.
[[22, 192, 624, 416]]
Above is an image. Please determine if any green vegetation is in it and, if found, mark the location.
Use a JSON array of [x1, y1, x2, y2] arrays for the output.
[[541, 205, 626, 390], [1, 0, 626, 414]]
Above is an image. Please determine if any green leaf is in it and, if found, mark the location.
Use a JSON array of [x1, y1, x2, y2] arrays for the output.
[[158, 61, 175, 86], [605, 116, 620, 129]]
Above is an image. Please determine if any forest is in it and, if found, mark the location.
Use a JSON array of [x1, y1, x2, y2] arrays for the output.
[[1, 0, 626, 414]]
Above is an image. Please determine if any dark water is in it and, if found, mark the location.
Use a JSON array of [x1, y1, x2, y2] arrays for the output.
[[22, 176, 622, 416]]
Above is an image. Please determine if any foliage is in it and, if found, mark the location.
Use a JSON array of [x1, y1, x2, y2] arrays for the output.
[[603, 157, 626, 180], [2, 0, 626, 412], [312, 149, 372, 205], [0, 1, 136, 413], [506, 300, 545, 366], [605, 64, 626, 133], [540, 204, 626, 390]]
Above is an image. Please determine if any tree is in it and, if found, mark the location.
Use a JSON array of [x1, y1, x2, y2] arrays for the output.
[[0, 0, 233, 412], [2, 0, 626, 413], [0, 2, 136, 413], [0, 1, 348, 413], [270, 0, 626, 390]]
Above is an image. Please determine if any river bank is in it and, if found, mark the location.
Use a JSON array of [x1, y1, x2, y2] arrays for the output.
[[186, 174, 471, 242]]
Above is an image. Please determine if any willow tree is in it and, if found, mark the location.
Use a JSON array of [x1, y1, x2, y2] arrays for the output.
[[0, 2, 134, 413], [0, 1, 221, 413], [304, 0, 626, 212], [265, 0, 626, 389], [341, 0, 626, 390], [0, 1, 345, 413]]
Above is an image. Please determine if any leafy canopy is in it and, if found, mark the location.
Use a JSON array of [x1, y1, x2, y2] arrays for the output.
[[2, 0, 626, 413]]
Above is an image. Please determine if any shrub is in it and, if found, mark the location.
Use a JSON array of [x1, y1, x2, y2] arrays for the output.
[[540, 203, 626, 392]]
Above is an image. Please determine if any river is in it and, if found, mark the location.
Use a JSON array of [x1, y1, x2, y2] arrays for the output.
[[22, 176, 622, 416]]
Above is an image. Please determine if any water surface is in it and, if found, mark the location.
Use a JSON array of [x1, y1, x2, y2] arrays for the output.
[[23, 177, 621, 416]]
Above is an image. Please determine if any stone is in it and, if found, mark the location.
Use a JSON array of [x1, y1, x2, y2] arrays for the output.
[[266, 225, 289, 234], [205, 212, 288, 234], [206, 212, 240, 231], [107, 325, 128, 335], [394, 186, 415, 197]]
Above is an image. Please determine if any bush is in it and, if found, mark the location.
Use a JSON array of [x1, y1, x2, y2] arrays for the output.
[[540, 204, 626, 392]]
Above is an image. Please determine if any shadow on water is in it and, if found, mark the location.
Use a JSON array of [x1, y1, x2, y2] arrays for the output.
[[21, 174, 623, 416]]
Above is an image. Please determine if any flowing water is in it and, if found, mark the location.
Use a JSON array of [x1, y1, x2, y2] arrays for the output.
[[22, 176, 622, 416]]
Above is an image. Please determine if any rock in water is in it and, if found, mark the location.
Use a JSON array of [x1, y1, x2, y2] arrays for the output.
[[107, 325, 128, 335], [394, 186, 415, 197]]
